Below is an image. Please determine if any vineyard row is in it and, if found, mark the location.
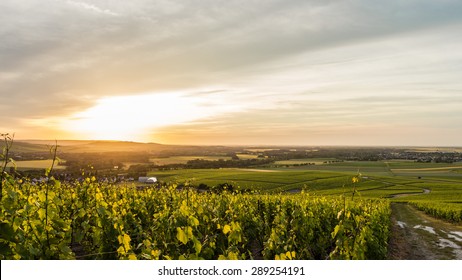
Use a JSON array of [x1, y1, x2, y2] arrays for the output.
[[1, 173, 390, 260]]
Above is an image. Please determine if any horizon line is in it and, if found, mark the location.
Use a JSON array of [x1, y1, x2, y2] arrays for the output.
[[13, 139, 462, 149]]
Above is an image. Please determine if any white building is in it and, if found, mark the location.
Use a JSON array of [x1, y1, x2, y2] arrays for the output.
[[146, 177, 157, 184], [139, 176, 157, 184]]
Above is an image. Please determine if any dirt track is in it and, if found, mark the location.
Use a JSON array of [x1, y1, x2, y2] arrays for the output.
[[388, 203, 462, 259]]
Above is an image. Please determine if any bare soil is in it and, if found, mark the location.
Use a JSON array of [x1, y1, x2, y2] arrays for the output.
[[388, 203, 462, 259]]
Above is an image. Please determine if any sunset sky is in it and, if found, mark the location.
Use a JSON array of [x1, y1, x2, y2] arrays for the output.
[[1, 0, 462, 146]]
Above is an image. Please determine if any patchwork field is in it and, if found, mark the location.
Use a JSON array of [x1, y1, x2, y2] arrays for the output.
[[149, 160, 462, 201]]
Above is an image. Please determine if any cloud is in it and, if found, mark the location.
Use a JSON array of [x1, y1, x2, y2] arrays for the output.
[[66, 1, 119, 16], [1, 0, 462, 144]]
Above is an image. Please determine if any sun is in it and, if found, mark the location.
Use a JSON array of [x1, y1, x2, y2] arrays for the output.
[[60, 93, 214, 141]]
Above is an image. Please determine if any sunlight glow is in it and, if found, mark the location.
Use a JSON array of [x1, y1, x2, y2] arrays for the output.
[[59, 92, 241, 141]]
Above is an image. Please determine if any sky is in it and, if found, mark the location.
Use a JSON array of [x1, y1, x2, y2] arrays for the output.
[[1, 0, 462, 146]]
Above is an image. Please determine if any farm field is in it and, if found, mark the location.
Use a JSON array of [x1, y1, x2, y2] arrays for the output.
[[286, 160, 462, 177], [149, 156, 232, 165], [150, 168, 352, 192], [149, 160, 462, 199], [273, 158, 339, 165], [147, 160, 462, 231], [13, 160, 66, 170], [236, 153, 260, 159], [271, 160, 395, 176]]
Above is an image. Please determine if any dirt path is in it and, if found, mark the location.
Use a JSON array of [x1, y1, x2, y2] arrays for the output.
[[388, 203, 462, 259], [390, 188, 430, 198]]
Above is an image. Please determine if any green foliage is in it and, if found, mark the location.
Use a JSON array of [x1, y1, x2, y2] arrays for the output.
[[410, 201, 462, 223], [1, 174, 390, 259], [0, 173, 74, 259], [329, 200, 390, 259]]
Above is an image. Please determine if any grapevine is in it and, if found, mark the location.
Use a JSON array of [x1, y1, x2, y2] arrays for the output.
[[1, 175, 390, 260]]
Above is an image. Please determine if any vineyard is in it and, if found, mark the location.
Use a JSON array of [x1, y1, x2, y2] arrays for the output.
[[2, 136, 461, 260], [0, 172, 390, 260], [409, 201, 462, 223], [392, 181, 462, 224]]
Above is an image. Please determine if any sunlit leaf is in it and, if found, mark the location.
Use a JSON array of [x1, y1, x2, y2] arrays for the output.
[[223, 224, 231, 234], [176, 227, 188, 244]]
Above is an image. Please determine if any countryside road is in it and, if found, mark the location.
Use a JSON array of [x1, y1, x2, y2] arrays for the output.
[[388, 203, 462, 259]]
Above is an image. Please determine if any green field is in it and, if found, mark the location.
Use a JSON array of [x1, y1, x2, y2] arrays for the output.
[[147, 160, 462, 224], [12, 160, 66, 170], [273, 158, 338, 165], [149, 160, 462, 201], [149, 156, 232, 165], [150, 168, 351, 192]]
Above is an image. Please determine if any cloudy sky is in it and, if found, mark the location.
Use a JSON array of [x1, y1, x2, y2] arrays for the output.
[[1, 0, 462, 146]]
